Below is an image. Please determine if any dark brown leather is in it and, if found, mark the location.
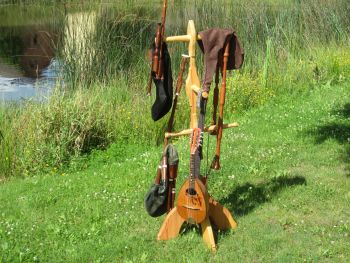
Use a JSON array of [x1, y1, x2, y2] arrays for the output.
[[151, 42, 173, 121], [167, 164, 178, 211], [154, 167, 162, 184], [198, 29, 244, 92]]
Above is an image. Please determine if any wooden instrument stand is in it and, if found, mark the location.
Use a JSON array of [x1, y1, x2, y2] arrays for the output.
[[158, 21, 238, 251], [158, 197, 237, 251]]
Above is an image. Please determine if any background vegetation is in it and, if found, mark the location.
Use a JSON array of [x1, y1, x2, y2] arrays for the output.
[[1, 0, 350, 178]]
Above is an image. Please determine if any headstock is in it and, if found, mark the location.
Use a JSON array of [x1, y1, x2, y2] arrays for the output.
[[190, 128, 202, 155]]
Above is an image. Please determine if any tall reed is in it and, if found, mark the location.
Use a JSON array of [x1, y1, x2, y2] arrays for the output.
[[57, 0, 350, 88]]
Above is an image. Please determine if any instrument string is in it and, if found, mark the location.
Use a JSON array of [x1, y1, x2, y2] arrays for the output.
[[188, 133, 191, 220], [205, 131, 211, 179]]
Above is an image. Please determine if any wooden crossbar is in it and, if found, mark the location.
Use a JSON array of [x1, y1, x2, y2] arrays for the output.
[[164, 122, 239, 139], [165, 34, 202, 43]]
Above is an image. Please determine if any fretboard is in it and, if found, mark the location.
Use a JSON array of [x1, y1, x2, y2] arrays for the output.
[[189, 151, 201, 191]]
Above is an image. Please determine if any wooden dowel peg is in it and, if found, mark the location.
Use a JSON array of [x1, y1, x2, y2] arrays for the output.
[[165, 34, 202, 43], [191, 85, 200, 94], [202, 91, 209, 99], [164, 122, 239, 139], [165, 35, 191, 42]]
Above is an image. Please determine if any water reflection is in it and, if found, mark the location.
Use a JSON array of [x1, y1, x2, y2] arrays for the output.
[[0, 1, 194, 102], [20, 30, 55, 78], [0, 5, 60, 102], [0, 60, 58, 101]]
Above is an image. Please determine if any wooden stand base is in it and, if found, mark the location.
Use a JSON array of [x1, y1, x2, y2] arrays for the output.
[[157, 197, 237, 251]]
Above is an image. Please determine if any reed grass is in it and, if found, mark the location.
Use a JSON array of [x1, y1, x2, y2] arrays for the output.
[[1, 0, 350, 178]]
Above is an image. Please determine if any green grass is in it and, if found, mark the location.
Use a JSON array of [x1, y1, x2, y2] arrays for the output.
[[1, 80, 349, 262]]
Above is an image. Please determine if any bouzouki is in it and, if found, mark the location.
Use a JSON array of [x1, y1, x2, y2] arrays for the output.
[[177, 128, 209, 224]]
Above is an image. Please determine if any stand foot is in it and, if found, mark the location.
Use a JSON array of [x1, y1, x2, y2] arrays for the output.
[[157, 207, 185, 240], [200, 217, 217, 251], [208, 197, 237, 230]]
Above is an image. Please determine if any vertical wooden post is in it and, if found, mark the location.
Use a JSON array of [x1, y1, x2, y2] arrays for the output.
[[185, 21, 201, 129]]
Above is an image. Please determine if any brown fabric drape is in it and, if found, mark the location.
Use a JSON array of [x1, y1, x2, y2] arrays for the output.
[[198, 29, 244, 92]]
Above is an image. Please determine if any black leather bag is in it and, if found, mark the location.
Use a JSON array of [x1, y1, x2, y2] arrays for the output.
[[144, 144, 179, 217], [151, 42, 173, 121], [144, 181, 168, 217]]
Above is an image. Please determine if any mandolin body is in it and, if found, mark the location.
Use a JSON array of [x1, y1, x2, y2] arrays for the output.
[[177, 178, 209, 224]]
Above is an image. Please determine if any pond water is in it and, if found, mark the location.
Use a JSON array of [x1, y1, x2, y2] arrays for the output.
[[0, 2, 163, 102], [0, 5, 63, 102], [0, 1, 229, 103]]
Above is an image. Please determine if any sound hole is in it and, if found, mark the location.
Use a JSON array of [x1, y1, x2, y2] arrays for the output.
[[186, 188, 197, 196]]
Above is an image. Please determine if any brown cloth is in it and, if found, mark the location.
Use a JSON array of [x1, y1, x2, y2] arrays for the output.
[[198, 29, 244, 92]]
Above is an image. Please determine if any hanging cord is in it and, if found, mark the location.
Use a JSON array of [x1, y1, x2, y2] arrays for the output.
[[197, 91, 214, 180], [204, 131, 212, 179]]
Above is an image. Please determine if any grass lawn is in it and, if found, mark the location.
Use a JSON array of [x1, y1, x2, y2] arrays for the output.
[[1, 81, 349, 262]]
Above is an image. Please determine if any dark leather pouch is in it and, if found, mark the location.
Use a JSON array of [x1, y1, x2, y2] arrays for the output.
[[144, 181, 168, 217]]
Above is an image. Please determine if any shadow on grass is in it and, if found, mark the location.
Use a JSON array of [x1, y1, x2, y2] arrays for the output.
[[220, 175, 306, 217], [346, 145, 350, 178], [173, 176, 306, 242], [310, 102, 350, 177], [313, 123, 350, 144], [339, 103, 350, 118]]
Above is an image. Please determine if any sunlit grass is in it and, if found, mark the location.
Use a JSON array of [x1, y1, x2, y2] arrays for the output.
[[0, 80, 349, 261]]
